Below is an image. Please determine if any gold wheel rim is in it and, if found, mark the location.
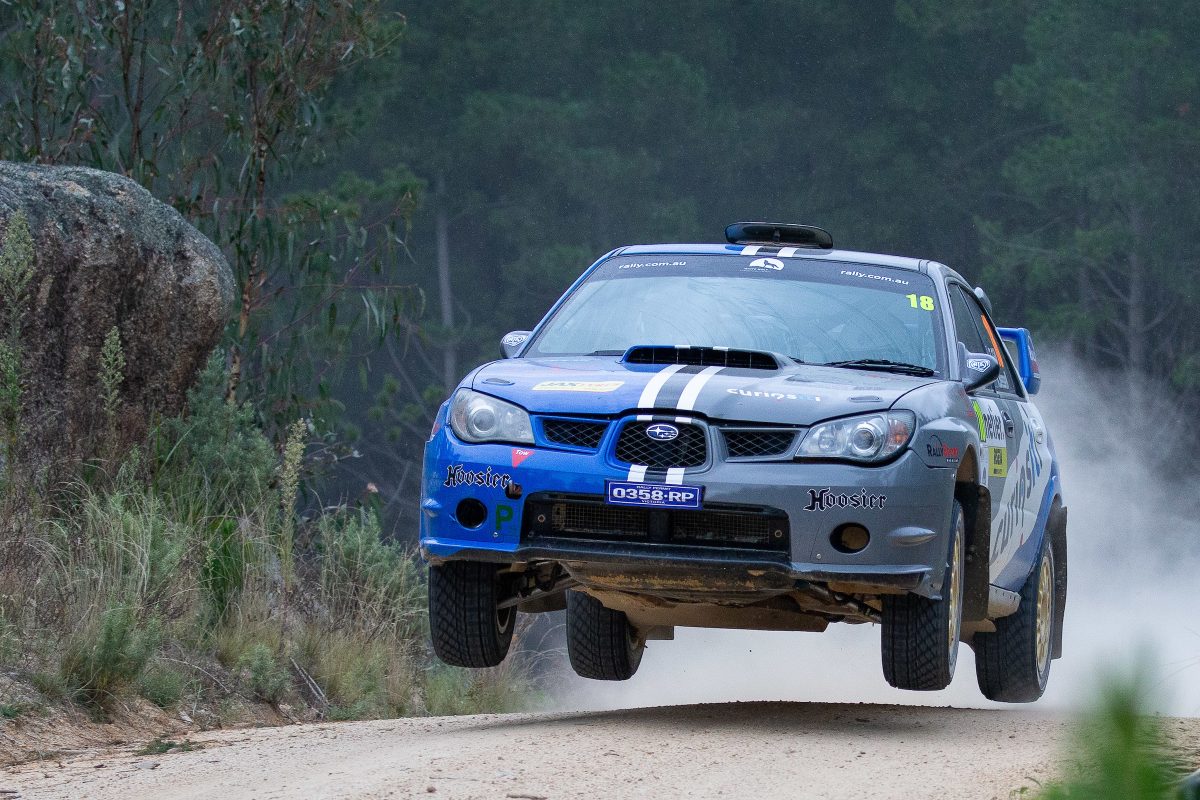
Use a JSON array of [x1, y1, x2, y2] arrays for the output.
[[947, 517, 964, 662], [1035, 550, 1054, 674]]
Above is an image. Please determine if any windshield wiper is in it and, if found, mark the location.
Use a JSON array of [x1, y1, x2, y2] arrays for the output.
[[819, 358, 935, 377]]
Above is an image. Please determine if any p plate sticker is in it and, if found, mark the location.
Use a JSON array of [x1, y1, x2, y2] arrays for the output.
[[532, 380, 623, 392], [606, 480, 702, 510]]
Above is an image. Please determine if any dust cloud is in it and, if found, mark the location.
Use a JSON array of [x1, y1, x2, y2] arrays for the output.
[[555, 352, 1200, 716]]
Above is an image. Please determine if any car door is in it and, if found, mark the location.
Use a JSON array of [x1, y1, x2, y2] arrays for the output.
[[946, 284, 1031, 582]]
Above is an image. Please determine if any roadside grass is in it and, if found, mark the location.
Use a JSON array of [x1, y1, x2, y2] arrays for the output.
[[1034, 674, 1196, 800], [137, 738, 199, 756], [0, 353, 538, 727]]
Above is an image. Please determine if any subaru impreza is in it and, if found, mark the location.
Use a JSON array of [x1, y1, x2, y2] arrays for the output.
[[421, 222, 1067, 702]]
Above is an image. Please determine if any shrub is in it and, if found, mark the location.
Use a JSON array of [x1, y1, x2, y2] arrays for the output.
[[154, 353, 277, 516], [237, 643, 289, 704], [138, 662, 187, 709], [59, 606, 160, 711], [199, 517, 246, 626], [1038, 676, 1185, 799], [318, 509, 424, 641]]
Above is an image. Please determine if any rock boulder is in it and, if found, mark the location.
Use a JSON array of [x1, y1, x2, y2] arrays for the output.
[[0, 162, 233, 468]]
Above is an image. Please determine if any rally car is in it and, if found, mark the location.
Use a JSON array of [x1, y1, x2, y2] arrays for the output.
[[421, 222, 1068, 702]]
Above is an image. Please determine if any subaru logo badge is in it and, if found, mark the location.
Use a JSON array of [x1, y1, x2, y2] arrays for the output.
[[646, 423, 679, 441]]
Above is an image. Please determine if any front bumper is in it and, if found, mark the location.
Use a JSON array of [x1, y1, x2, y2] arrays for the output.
[[419, 424, 958, 598]]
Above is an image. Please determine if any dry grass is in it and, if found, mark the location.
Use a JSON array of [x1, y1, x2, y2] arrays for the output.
[[0, 356, 536, 728]]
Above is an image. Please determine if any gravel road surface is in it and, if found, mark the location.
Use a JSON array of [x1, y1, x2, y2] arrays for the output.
[[14, 700, 1193, 800]]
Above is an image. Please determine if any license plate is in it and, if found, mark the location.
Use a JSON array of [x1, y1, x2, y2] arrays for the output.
[[605, 480, 703, 509]]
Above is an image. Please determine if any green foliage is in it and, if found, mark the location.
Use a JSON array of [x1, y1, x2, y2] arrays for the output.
[[277, 419, 308, 592], [237, 644, 289, 705], [155, 353, 276, 513], [1037, 677, 1183, 799], [99, 326, 125, 431], [59, 607, 160, 711], [137, 738, 197, 756], [0, 702, 32, 720], [199, 517, 246, 626], [0, 211, 33, 465], [137, 662, 187, 710], [424, 665, 532, 716], [0, 211, 33, 335], [318, 509, 424, 640], [0, 0, 419, 435]]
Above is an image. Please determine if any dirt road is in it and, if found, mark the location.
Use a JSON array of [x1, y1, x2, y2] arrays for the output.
[[13, 701, 1197, 800]]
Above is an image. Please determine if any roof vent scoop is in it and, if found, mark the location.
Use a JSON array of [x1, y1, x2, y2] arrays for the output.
[[623, 345, 782, 370], [725, 221, 833, 250]]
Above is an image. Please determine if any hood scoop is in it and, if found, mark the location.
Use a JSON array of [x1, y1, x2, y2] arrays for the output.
[[622, 345, 782, 370]]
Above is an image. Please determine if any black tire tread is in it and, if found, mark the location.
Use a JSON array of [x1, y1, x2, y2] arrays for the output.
[[566, 591, 643, 681], [881, 501, 963, 691], [975, 540, 1052, 703], [429, 561, 513, 668]]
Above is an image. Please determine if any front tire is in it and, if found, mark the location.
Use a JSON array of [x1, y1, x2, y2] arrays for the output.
[[881, 500, 966, 691], [566, 591, 644, 681], [974, 535, 1056, 702], [429, 561, 515, 668]]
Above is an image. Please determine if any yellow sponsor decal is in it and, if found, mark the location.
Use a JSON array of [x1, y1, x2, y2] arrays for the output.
[[531, 380, 623, 392], [989, 446, 1008, 478]]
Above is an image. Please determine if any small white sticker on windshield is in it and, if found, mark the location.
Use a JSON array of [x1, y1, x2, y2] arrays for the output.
[[745, 257, 784, 271], [840, 269, 910, 286], [618, 260, 687, 270]]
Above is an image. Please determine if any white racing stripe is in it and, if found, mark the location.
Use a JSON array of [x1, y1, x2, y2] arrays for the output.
[[676, 366, 722, 411], [665, 467, 686, 485], [627, 464, 648, 482], [637, 363, 685, 408], [779, 246, 798, 257], [740, 245, 761, 255]]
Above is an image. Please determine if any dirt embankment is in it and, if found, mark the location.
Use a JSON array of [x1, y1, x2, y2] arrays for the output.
[[7, 702, 1199, 800]]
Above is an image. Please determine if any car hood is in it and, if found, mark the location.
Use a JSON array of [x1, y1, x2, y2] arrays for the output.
[[471, 356, 939, 425]]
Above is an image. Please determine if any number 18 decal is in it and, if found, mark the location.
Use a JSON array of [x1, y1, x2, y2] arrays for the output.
[[906, 293, 935, 311]]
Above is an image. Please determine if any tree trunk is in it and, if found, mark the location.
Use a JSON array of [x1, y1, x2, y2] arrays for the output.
[[435, 173, 456, 389], [1126, 206, 1147, 416]]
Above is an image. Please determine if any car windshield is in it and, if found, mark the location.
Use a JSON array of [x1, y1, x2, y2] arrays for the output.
[[526, 254, 946, 372]]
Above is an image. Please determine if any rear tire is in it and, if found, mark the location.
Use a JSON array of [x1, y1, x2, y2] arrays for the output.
[[566, 590, 644, 681], [974, 535, 1055, 702], [881, 500, 965, 691], [429, 561, 515, 668]]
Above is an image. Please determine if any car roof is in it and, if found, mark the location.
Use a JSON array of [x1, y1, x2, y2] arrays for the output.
[[615, 242, 930, 272]]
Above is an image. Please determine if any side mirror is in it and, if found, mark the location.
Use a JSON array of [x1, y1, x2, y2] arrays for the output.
[[997, 326, 1041, 395], [962, 350, 1000, 392], [500, 330, 531, 359]]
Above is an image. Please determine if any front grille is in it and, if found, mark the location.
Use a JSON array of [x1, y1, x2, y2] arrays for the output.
[[671, 509, 786, 547], [523, 494, 789, 552], [550, 501, 648, 538], [615, 421, 707, 468], [542, 419, 608, 450], [723, 429, 798, 459]]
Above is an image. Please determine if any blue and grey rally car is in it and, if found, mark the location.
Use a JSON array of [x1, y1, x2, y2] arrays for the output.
[[421, 222, 1067, 702]]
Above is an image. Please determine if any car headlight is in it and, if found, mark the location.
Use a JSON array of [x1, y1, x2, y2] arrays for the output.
[[796, 411, 915, 463], [448, 389, 534, 444]]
